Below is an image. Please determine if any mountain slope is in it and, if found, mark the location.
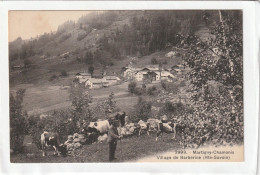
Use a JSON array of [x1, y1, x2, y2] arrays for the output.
[[9, 10, 219, 87]]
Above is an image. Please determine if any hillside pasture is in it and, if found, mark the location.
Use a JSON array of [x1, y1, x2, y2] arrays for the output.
[[11, 132, 181, 163]]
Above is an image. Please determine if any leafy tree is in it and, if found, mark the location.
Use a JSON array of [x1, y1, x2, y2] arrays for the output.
[[88, 66, 94, 76], [10, 89, 27, 153], [106, 92, 117, 112], [85, 51, 94, 65], [132, 97, 152, 122], [176, 10, 243, 148]]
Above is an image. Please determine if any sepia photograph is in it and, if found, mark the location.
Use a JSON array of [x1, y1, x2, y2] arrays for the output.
[[8, 10, 244, 163]]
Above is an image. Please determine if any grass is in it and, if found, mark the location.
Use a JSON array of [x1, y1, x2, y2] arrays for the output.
[[11, 132, 181, 163]]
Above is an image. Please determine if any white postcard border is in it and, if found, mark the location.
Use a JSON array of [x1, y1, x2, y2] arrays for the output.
[[0, 1, 259, 174]]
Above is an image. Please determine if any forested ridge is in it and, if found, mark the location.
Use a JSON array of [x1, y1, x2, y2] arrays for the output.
[[9, 11, 219, 66]]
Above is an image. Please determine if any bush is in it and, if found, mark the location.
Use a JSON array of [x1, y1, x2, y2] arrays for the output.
[[61, 70, 68, 77], [128, 81, 137, 94], [49, 75, 57, 81], [160, 101, 187, 117], [134, 87, 145, 95], [161, 81, 179, 94], [151, 57, 158, 64], [10, 89, 27, 153], [147, 86, 157, 96]]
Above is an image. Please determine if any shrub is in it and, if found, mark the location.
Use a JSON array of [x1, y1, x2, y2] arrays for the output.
[[108, 61, 114, 66], [128, 81, 137, 94], [161, 81, 167, 90], [61, 70, 68, 77], [49, 74, 57, 81], [160, 101, 186, 116], [161, 80, 179, 94], [151, 57, 158, 64], [134, 87, 145, 95], [147, 86, 157, 96]]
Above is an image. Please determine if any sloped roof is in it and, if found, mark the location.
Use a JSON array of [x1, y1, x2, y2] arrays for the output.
[[105, 76, 119, 80], [87, 78, 108, 84]]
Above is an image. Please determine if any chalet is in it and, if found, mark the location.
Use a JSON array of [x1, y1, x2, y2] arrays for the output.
[[105, 76, 120, 85], [85, 78, 109, 89], [161, 71, 175, 81], [123, 68, 141, 79], [135, 71, 144, 81]]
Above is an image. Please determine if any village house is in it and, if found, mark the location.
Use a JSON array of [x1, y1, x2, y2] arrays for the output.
[[134, 71, 144, 81], [74, 71, 120, 89], [105, 76, 120, 85], [123, 67, 141, 80], [85, 78, 109, 89], [161, 71, 175, 80], [123, 64, 176, 82], [148, 71, 160, 81]]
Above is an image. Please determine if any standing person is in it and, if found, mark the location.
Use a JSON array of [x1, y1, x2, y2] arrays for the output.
[[107, 120, 121, 162]]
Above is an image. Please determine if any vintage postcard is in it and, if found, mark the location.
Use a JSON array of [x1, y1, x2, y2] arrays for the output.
[[8, 9, 244, 163], [1, 1, 259, 174]]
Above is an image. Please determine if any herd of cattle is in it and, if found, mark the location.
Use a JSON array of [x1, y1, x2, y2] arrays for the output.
[[40, 112, 178, 157]]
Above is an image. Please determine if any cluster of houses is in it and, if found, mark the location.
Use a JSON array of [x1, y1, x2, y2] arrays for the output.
[[74, 64, 186, 89], [74, 72, 120, 89], [122, 64, 185, 82]]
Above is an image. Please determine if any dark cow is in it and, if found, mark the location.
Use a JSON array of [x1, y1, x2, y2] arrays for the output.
[[108, 111, 126, 127], [40, 131, 66, 156]]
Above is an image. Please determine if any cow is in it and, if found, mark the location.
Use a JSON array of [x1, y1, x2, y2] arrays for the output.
[[137, 120, 150, 135], [82, 112, 126, 142], [40, 131, 66, 157], [156, 121, 177, 141], [145, 117, 177, 141]]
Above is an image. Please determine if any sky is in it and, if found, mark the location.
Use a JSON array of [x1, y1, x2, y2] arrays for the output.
[[9, 11, 91, 42]]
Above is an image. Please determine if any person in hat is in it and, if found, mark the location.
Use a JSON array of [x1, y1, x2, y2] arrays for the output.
[[107, 119, 121, 161]]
